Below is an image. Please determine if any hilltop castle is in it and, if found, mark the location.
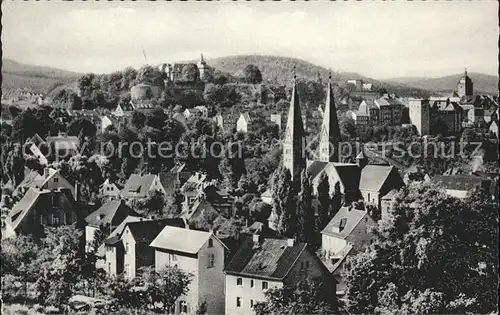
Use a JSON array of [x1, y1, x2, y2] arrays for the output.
[[158, 54, 213, 83]]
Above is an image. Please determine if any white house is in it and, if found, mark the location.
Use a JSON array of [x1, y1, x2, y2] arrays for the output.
[[321, 205, 375, 257], [224, 236, 332, 315], [121, 174, 166, 200], [100, 179, 121, 199], [150, 226, 228, 315], [236, 113, 252, 133]]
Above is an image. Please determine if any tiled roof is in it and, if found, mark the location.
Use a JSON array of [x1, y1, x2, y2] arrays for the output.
[[8, 188, 76, 230], [381, 189, 398, 200], [16, 168, 60, 191], [432, 175, 490, 192], [101, 216, 145, 247], [85, 200, 138, 227], [127, 219, 186, 243], [224, 237, 307, 280], [322, 244, 353, 273], [359, 165, 395, 192], [121, 174, 158, 198], [306, 161, 328, 181], [334, 164, 362, 192], [321, 206, 367, 239], [150, 226, 216, 254]]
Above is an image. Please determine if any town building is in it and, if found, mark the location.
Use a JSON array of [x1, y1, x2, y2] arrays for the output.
[[114, 101, 134, 117], [457, 69, 473, 97], [15, 168, 75, 199], [321, 205, 375, 257], [430, 174, 494, 199], [121, 174, 166, 200], [100, 215, 144, 275], [489, 120, 498, 137], [99, 179, 122, 199], [5, 188, 80, 238], [224, 236, 332, 315], [236, 113, 256, 133], [84, 200, 139, 251], [409, 98, 430, 135], [150, 226, 228, 314], [318, 75, 341, 162], [430, 99, 464, 133]]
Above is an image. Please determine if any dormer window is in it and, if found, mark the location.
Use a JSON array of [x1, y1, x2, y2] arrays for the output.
[[339, 218, 347, 232]]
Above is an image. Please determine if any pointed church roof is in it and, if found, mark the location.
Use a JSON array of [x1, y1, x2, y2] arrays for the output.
[[283, 71, 305, 181], [318, 74, 341, 162]]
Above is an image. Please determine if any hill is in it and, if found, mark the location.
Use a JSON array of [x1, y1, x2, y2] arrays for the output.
[[385, 72, 499, 95], [1, 58, 82, 95], [206, 55, 431, 97]]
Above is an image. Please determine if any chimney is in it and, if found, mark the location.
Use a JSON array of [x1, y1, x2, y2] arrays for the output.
[[287, 238, 295, 247]]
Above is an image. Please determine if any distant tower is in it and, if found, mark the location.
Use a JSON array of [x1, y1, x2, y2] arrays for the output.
[[457, 68, 473, 97], [409, 99, 430, 136], [198, 53, 212, 82], [283, 69, 305, 182], [318, 73, 341, 162]]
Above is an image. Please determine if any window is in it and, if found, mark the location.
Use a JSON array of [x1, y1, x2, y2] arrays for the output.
[[262, 281, 268, 290], [250, 299, 254, 307], [125, 243, 130, 254], [169, 253, 177, 262], [250, 279, 254, 288], [237, 277, 243, 286], [125, 264, 130, 277], [108, 263, 111, 273], [53, 177, 59, 183], [208, 238, 213, 248], [208, 253, 215, 268], [236, 297, 242, 308], [180, 301, 187, 313]]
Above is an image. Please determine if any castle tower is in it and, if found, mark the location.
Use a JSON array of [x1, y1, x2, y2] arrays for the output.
[[318, 73, 341, 162], [283, 70, 305, 182], [409, 98, 430, 136], [198, 53, 212, 82], [457, 68, 473, 97]]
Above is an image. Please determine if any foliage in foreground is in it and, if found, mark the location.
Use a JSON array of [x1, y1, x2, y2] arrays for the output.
[[344, 182, 498, 314]]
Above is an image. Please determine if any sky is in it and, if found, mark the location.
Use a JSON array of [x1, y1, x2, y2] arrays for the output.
[[2, 1, 498, 79]]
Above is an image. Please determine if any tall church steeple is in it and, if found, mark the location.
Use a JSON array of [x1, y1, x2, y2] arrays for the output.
[[318, 72, 341, 162], [283, 68, 305, 181]]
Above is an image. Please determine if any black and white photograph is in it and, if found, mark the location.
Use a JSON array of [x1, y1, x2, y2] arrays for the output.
[[1, 1, 498, 314]]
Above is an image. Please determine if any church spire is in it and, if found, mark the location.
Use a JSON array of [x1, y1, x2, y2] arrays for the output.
[[283, 67, 305, 181], [318, 71, 341, 162]]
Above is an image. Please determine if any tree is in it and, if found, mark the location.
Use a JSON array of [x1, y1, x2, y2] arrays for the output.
[[253, 279, 339, 315], [331, 181, 342, 218], [131, 110, 146, 129], [140, 265, 193, 312], [316, 172, 331, 231], [344, 183, 498, 314], [250, 201, 272, 223], [179, 64, 200, 84], [203, 83, 241, 108], [137, 190, 166, 218], [297, 170, 315, 245], [243, 64, 263, 84], [270, 166, 296, 237]]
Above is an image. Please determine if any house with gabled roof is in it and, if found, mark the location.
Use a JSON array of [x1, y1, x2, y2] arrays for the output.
[[431, 174, 493, 199], [121, 174, 166, 200], [321, 205, 375, 258], [84, 200, 139, 251], [121, 219, 185, 279], [224, 236, 332, 315], [150, 226, 229, 315], [5, 188, 80, 238], [113, 101, 134, 117], [99, 179, 121, 199], [15, 168, 75, 199], [236, 112, 255, 133]]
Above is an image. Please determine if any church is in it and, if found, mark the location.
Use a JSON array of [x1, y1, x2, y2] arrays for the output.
[[267, 73, 404, 229]]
